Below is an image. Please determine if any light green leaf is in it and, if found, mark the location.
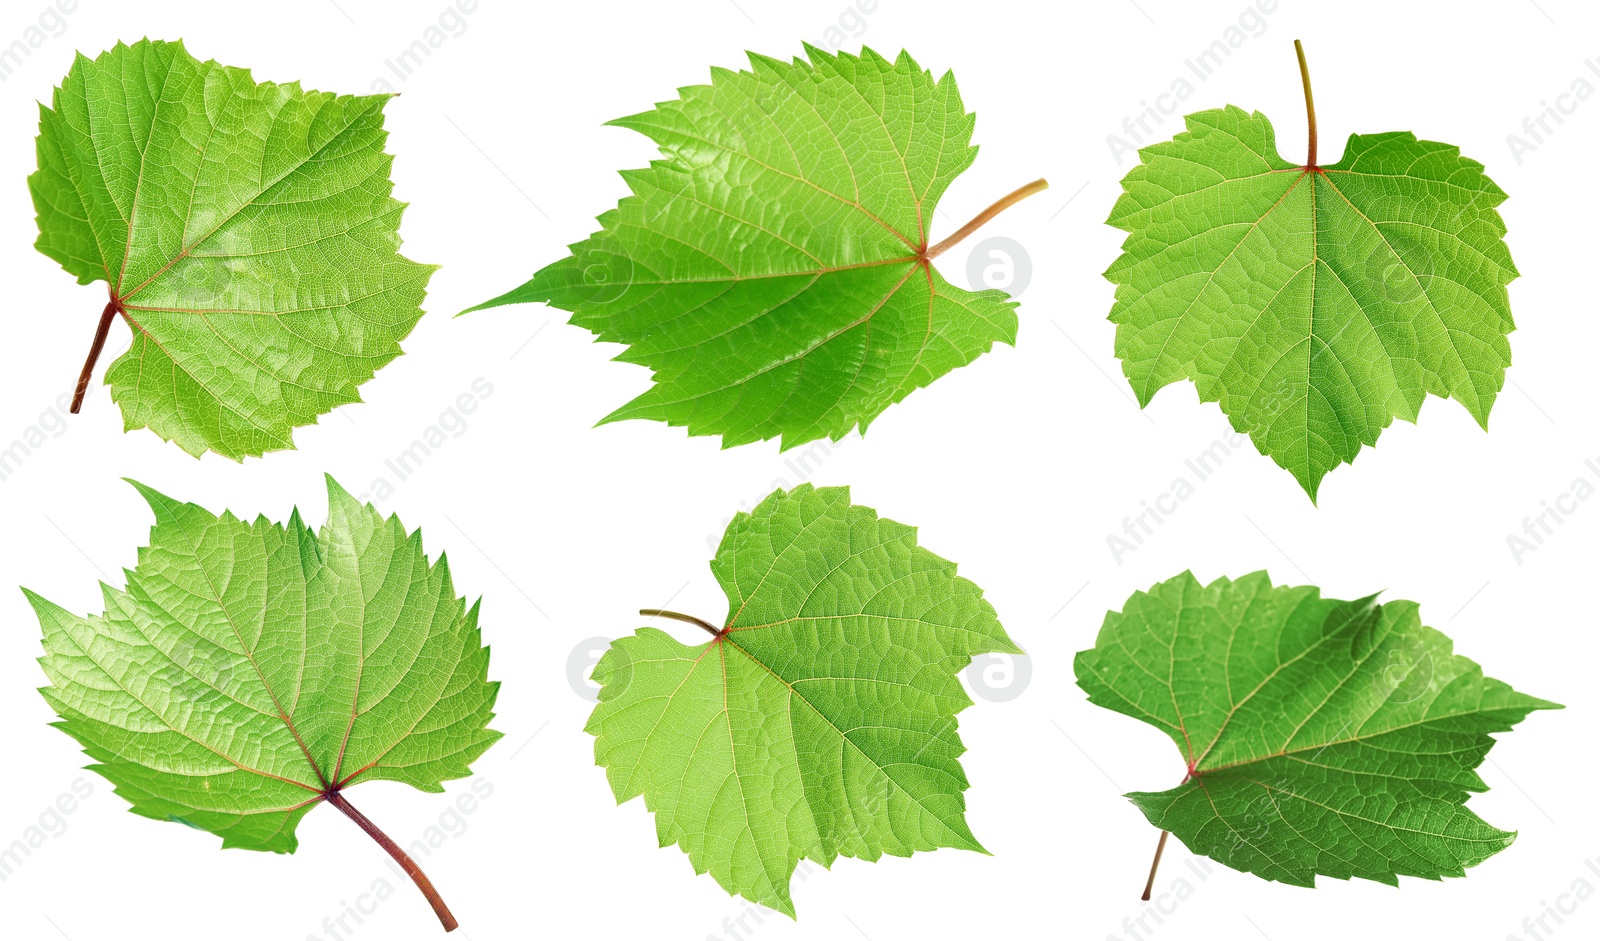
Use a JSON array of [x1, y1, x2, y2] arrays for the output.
[[30, 39, 435, 459], [586, 484, 1020, 915], [467, 45, 1046, 450], [29, 477, 499, 928], [1105, 46, 1516, 500], [1075, 571, 1558, 888]]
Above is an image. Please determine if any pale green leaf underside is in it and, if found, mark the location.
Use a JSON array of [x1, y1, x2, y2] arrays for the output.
[[586, 485, 1020, 915], [1075, 571, 1557, 887], [30, 39, 435, 458], [1106, 106, 1517, 499], [29, 477, 500, 853], [468, 45, 1019, 450]]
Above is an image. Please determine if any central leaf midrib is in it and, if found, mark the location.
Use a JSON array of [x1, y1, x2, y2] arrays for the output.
[[637, 120, 919, 253], [1316, 171, 1484, 411], [1195, 704, 1488, 779], [716, 640, 789, 902], [168, 517, 329, 790], [1231, 776, 1509, 845], [115, 313, 295, 447], [1190, 594, 1380, 770], [626, 259, 915, 359], [1138, 170, 1310, 401], [638, 262, 922, 410], [715, 64, 924, 250], [115, 83, 378, 305], [720, 633, 970, 846]]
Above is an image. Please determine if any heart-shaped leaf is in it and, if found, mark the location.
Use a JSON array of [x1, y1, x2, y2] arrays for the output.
[[31, 39, 435, 458], [29, 477, 499, 930], [1075, 571, 1558, 891], [468, 46, 1046, 450], [587, 484, 1021, 915], [1105, 43, 1516, 500]]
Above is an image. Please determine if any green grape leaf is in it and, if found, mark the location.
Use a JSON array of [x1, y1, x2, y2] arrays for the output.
[[28, 477, 499, 931], [586, 484, 1021, 915], [30, 39, 435, 459], [466, 45, 1046, 450], [1074, 571, 1559, 890], [1104, 42, 1516, 500]]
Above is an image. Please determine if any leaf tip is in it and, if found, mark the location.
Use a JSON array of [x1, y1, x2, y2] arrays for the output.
[[19, 585, 51, 611], [123, 477, 178, 514], [322, 473, 367, 508]]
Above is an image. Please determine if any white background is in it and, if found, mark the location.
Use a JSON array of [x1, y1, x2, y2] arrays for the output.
[[0, 0, 1594, 938]]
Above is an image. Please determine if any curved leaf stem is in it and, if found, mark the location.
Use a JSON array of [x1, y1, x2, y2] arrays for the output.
[[1141, 829, 1170, 901], [71, 297, 122, 413], [1294, 39, 1317, 168], [640, 608, 723, 638], [326, 789, 459, 932], [923, 178, 1049, 261]]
